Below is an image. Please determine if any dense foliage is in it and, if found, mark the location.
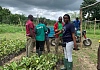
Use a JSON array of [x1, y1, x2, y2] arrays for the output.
[[0, 54, 63, 70], [81, 0, 100, 20], [0, 38, 25, 59]]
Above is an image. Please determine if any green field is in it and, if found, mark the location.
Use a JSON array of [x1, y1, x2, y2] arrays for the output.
[[0, 24, 100, 70]]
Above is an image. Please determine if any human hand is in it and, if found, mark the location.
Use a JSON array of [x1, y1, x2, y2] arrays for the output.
[[73, 44, 79, 51], [54, 34, 56, 36], [73, 47, 79, 50], [55, 30, 60, 33]]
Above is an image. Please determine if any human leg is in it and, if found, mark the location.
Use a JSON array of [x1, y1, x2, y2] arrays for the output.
[[26, 37, 33, 57], [55, 37, 60, 54], [61, 47, 68, 70], [46, 39, 50, 53], [39, 41, 45, 56], [36, 41, 40, 55], [66, 41, 74, 70], [30, 38, 35, 53]]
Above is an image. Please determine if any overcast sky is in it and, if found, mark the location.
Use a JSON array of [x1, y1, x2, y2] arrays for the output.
[[0, 0, 100, 20]]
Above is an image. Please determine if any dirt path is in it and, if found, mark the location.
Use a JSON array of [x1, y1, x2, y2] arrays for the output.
[[4, 46, 55, 65], [5, 47, 37, 65], [4, 52, 26, 65], [74, 48, 97, 70]]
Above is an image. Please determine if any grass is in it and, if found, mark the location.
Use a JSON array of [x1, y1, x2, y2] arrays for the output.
[[0, 32, 26, 40], [83, 39, 99, 64], [73, 54, 82, 70], [0, 24, 25, 34], [72, 37, 99, 69], [86, 29, 100, 35], [87, 34, 100, 40], [0, 24, 26, 40]]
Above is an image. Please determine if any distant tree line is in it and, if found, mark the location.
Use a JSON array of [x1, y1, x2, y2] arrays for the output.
[[0, 6, 56, 25]]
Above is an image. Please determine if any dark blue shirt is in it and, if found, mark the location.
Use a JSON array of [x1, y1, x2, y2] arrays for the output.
[[62, 23, 75, 42], [45, 27, 50, 40], [73, 20, 80, 30]]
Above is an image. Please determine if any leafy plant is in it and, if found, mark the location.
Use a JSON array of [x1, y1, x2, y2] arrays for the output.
[[1, 54, 62, 70], [0, 38, 25, 59]]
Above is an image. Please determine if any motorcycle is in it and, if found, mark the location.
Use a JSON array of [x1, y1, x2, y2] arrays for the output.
[[51, 29, 92, 46], [50, 37, 62, 46], [75, 29, 92, 46]]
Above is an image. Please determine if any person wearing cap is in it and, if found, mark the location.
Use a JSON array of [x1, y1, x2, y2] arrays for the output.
[[25, 14, 35, 57]]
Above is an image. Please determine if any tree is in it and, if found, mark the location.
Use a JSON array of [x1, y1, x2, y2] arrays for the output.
[[67, 12, 80, 21], [2, 8, 11, 24], [81, 0, 100, 20], [0, 6, 2, 23], [10, 14, 21, 24], [0, 6, 55, 25]]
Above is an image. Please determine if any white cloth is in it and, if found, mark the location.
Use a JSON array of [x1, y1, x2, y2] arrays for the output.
[[63, 41, 74, 62]]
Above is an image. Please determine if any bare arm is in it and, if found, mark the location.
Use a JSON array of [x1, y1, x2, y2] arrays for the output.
[[54, 29, 63, 36], [72, 33, 77, 48], [55, 30, 61, 35]]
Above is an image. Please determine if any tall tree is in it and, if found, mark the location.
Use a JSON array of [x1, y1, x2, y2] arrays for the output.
[[0, 6, 2, 23], [2, 8, 11, 24], [81, 0, 100, 20]]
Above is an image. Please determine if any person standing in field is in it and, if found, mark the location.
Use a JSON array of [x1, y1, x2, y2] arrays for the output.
[[54, 16, 64, 54], [61, 14, 79, 70], [44, 22, 50, 53], [25, 15, 35, 57], [73, 17, 80, 30], [35, 18, 47, 56]]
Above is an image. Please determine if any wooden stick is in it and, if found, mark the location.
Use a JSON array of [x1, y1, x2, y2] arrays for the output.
[[98, 23, 99, 30], [94, 18, 96, 36], [85, 21, 86, 30], [36, 14, 38, 24], [19, 18, 23, 32], [98, 23, 100, 29], [94, 20, 100, 22], [80, 9, 83, 48], [82, 2, 100, 9], [86, 21, 94, 22], [86, 20, 100, 22]]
